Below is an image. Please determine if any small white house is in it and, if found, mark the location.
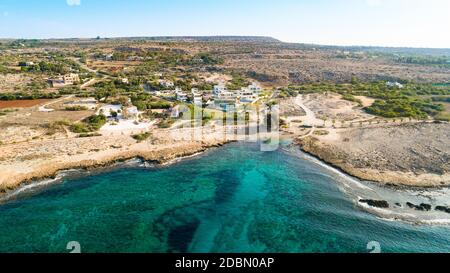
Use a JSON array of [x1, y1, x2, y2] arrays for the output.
[[217, 91, 236, 100], [159, 79, 175, 89], [176, 88, 188, 102], [191, 88, 203, 105], [239, 88, 257, 103], [49, 73, 80, 87], [386, 81, 404, 89], [213, 83, 228, 95], [247, 82, 262, 94]]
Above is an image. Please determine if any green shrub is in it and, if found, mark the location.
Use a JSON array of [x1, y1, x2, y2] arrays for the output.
[[83, 114, 107, 130], [435, 112, 450, 122], [78, 133, 102, 138], [70, 115, 106, 133], [65, 106, 88, 111], [70, 123, 90, 133], [132, 132, 152, 142], [341, 94, 362, 105], [157, 118, 175, 128]]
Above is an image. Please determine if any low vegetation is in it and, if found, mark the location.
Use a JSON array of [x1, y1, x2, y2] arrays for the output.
[[78, 133, 102, 138], [65, 106, 88, 111], [131, 132, 152, 142], [0, 92, 61, 101], [157, 118, 175, 128], [44, 120, 71, 135], [393, 55, 450, 68], [70, 114, 106, 133], [131, 93, 172, 111], [283, 81, 450, 119]]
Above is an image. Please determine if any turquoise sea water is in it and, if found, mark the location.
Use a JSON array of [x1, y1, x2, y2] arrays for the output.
[[1, 142, 450, 253]]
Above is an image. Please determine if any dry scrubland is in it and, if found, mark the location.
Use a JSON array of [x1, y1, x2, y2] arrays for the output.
[[282, 93, 450, 187]]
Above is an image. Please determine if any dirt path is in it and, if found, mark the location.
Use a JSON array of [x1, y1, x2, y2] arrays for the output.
[[294, 95, 323, 127], [80, 78, 98, 89]]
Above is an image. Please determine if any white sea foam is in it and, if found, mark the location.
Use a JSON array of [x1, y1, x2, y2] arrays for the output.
[[160, 151, 206, 166], [285, 147, 373, 191], [285, 146, 450, 226], [0, 172, 69, 203]]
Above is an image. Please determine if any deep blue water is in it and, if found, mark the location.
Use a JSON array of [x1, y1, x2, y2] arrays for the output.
[[0, 143, 450, 253]]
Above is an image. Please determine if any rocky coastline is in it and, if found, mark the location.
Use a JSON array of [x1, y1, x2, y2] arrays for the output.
[[0, 136, 230, 198]]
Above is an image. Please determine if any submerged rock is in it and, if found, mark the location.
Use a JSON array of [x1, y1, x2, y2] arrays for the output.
[[406, 202, 432, 211], [435, 206, 450, 214], [420, 203, 432, 211], [359, 199, 389, 209]]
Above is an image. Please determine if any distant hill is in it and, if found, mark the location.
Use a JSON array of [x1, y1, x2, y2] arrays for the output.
[[282, 43, 450, 57], [121, 36, 281, 43], [338, 45, 450, 57], [2, 36, 449, 56]]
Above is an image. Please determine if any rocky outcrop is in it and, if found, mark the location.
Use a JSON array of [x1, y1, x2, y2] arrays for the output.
[[0, 140, 230, 197], [295, 126, 450, 188], [406, 202, 432, 211], [359, 199, 389, 209], [435, 206, 450, 214]]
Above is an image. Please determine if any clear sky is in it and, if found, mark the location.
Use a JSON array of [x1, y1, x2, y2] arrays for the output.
[[0, 0, 449, 48]]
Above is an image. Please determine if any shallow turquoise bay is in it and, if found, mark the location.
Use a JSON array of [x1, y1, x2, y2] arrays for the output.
[[1, 143, 450, 253]]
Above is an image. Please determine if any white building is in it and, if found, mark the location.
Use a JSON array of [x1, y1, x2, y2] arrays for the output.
[[159, 79, 175, 89], [49, 73, 80, 87], [239, 88, 257, 102], [191, 88, 203, 105], [213, 83, 228, 95], [386, 81, 404, 89], [216, 90, 236, 100], [248, 82, 262, 94], [176, 88, 188, 102], [237, 83, 262, 103], [213, 82, 235, 100]]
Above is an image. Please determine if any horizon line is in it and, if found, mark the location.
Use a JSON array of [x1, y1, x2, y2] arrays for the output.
[[1, 35, 450, 50]]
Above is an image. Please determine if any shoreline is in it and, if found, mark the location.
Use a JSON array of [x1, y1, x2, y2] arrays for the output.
[[284, 144, 450, 225], [3, 138, 450, 226], [0, 146, 222, 204], [2, 134, 447, 202], [0, 139, 232, 199]]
